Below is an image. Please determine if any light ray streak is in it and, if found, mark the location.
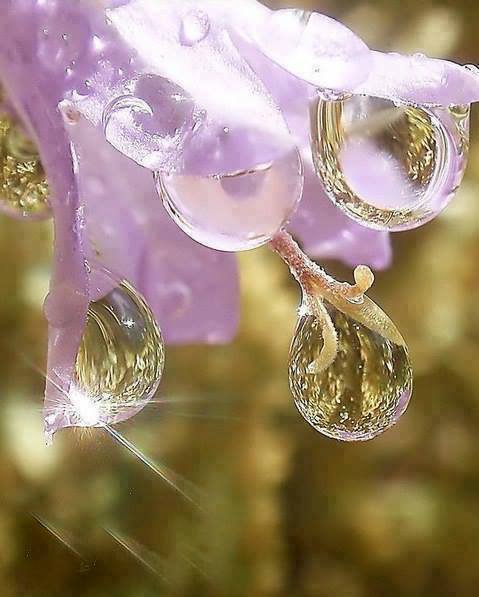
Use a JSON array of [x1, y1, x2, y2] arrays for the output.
[[103, 424, 201, 508], [105, 528, 166, 581], [31, 513, 83, 559]]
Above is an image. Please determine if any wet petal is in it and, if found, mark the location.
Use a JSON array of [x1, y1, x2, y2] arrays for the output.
[[66, 113, 240, 345], [71, 0, 296, 177], [245, 8, 372, 90], [354, 51, 479, 106]]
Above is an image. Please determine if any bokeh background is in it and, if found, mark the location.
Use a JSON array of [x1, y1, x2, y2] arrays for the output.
[[2, 1, 479, 595]]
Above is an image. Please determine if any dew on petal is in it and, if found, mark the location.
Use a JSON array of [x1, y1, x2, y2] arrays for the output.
[[179, 10, 210, 46], [289, 295, 413, 441], [69, 274, 165, 428], [311, 94, 470, 231], [155, 149, 304, 251], [102, 74, 195, 171], [0, 101, 51, 219]]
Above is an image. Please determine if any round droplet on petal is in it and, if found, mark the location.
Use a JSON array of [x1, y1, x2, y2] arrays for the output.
[[36, 9, 91, 73], [155, 150, 304, 251], [102, 74, 195, 171], [0, 105, 51, 220], [179, 9, 210, 46], [69, 275, 165, 427], [311, 94, 470, 231], [289, 295, 412, 441]]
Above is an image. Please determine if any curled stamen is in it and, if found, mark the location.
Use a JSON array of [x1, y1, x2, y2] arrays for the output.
[[269, 229, 374, 303]]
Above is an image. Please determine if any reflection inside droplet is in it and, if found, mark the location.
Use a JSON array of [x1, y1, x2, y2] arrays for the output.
[[0, 99, 51, 219], [155, 150, 304, 251], [311, 94, 470, 231], [289, 295, 413, 441], [70, 278, 165, 427]]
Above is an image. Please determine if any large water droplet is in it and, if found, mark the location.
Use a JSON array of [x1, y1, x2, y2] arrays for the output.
[[102, 74, 195, 171], [70, 277, 165, 427], [289, 295, 412, 441], [155, 149, 304, 251], [0, 105, 51, 219], [311, 95, 470, 231]]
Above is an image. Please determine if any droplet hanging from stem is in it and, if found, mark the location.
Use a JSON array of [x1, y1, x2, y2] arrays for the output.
[[270, 230, 413, 441]]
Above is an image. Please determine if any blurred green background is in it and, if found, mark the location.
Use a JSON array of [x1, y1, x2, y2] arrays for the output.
[[2, 1, 479, 595]]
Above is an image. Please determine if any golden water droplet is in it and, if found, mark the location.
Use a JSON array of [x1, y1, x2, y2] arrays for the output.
[[311, 94, 469, 231], [0, 99, 50, 219], [72, 280, 165, 427], [289, 295, 412, 441]]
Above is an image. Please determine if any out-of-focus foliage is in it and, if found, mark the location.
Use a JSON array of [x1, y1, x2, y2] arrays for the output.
[[1, 1, 479, 596]]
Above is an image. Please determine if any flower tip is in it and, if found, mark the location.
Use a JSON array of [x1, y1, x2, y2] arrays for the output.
[[43, 407, 72, 444]]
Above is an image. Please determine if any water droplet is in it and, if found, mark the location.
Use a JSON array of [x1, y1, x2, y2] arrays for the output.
[[0, 102, 51, 219], [179, 10, 210, 46], [311, 94, 470, 231], [289, 295, 412, 441], [70, 276, 165, 427], [102, 74, 195, 171], [59, 100, 81, 125], [37, 13, 90, 72], [155, 150, 304, 251], [317, 89, 352, 102]]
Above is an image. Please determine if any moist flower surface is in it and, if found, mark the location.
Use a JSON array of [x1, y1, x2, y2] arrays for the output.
[[0, 0, 477, 440]]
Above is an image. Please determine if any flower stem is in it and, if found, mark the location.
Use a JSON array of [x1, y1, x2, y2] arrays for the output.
[[269, 230, 374, 301]]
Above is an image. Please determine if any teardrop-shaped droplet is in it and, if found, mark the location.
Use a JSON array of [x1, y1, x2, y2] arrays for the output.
[[311, 94, 470, 231], [155, 149, 303, 251], [69, 278, 165, 428], [0, 104, 51, 219], [289, 295, 413, 441]]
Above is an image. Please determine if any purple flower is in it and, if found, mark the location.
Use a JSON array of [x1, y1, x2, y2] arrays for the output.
[[0, 0, 477, 438]]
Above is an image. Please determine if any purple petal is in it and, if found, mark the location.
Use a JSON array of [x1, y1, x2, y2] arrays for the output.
[[354, 51, 479, 106], [66, 113, 240, 345], [71, 0, 296, 177], [246, 8, 372, 90], [2, 0, 479, 441]]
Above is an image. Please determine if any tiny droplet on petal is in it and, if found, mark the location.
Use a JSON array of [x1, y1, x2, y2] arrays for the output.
[[179, 10, 210, 46]]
